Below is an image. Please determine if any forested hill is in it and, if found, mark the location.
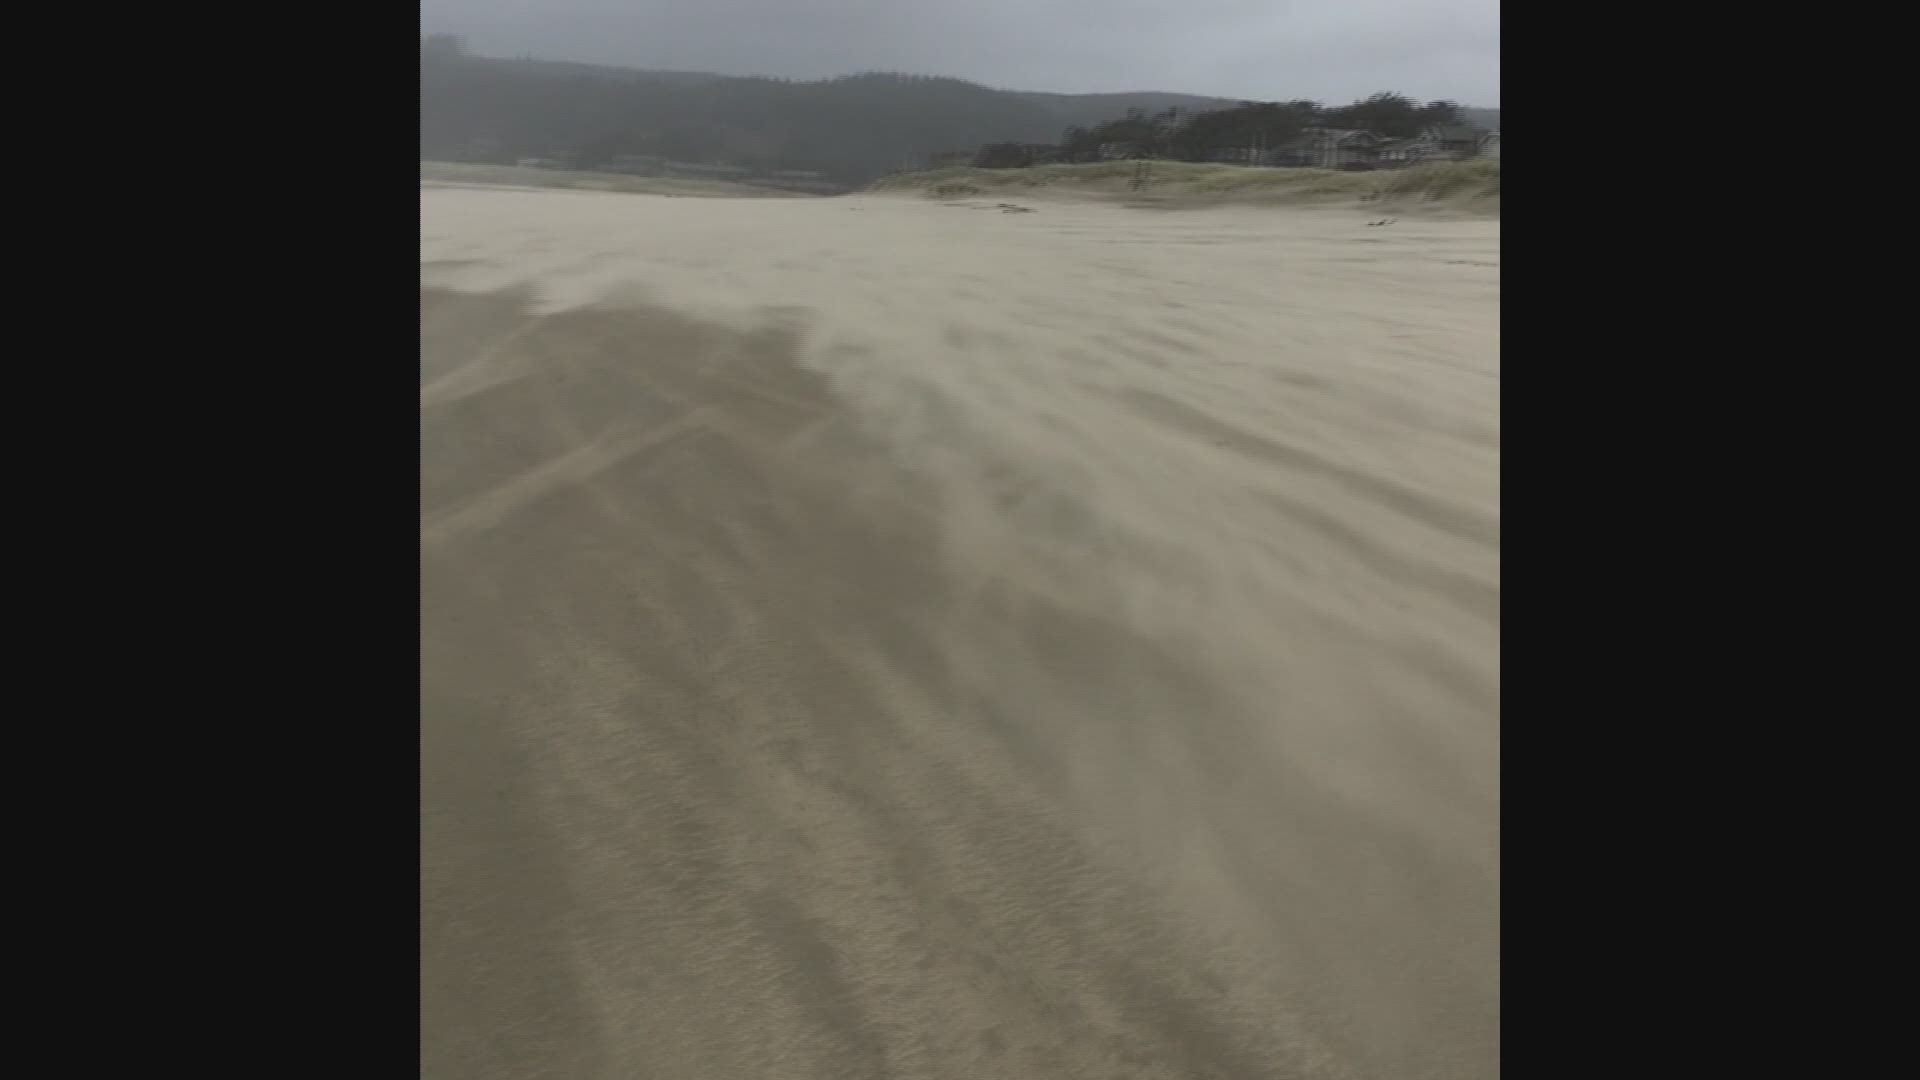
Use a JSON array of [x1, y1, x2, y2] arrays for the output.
[[421, 40, 1490, 185], [422, 46, 1066, 183]]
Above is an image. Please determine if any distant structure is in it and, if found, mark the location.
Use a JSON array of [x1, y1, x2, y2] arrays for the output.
[[1272, 128, 1382, 170], [1375, 125, 1492, 169]]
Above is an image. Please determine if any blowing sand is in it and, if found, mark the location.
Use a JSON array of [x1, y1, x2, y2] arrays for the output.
[[421, 186, 1499, 1080]]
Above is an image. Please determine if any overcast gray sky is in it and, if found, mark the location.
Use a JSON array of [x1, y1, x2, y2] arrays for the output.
[[419, 0, 1499, 106]]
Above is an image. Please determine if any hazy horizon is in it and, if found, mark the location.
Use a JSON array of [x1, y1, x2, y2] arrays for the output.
[[419, 0, 1500, 108]]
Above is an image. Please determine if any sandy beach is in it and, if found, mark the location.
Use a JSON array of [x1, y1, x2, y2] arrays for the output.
[[421, 186, 1499, 1080]]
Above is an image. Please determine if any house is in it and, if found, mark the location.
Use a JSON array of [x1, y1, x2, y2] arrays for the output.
[[1096, 141, 1148, 161], [1375, 134, 1441, 169], [1376, 125, 1492, 168], [1427, 124, 1487, 158], [1272, 128, 1382, 170]]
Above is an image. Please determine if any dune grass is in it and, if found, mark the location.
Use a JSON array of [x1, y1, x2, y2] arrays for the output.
[[869, 158, 1500, 214]]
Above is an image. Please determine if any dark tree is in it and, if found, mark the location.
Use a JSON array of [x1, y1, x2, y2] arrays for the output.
[[1415, 100, 1464, 129], [1164, 100, 1319, 161], [1324, 93, 1423, 138]]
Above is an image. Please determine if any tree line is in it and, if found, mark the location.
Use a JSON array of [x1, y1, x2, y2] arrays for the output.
[[974, 94, 1468, 168]]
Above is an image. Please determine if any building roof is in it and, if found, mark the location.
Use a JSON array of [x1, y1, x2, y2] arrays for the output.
[[1305, 127, 1379, 143], [1280, 128, 1380, 152]]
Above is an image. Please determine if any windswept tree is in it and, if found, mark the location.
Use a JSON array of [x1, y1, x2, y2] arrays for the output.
[[1324, 92, 1437, 138], [1414, 100, 1465, 130], [1056, 108, 1176, 161], [1164, 100, 1320, 161]]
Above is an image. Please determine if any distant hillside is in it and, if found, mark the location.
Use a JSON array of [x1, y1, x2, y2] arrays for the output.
[[479, 58, 732, 88], [421, 44, 1498, 186], [422, 50, 1061, 186]]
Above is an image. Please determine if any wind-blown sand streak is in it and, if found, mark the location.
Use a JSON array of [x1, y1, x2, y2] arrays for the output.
[[422, 185, 1498, 1080]]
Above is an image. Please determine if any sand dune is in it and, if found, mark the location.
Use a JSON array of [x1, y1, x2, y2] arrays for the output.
[[868, 159, 1500, 215], [421, 186, 1499, 1080]]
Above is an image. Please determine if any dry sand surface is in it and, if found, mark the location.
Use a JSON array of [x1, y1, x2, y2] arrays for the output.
[[421, 186, 1499, 1080]]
